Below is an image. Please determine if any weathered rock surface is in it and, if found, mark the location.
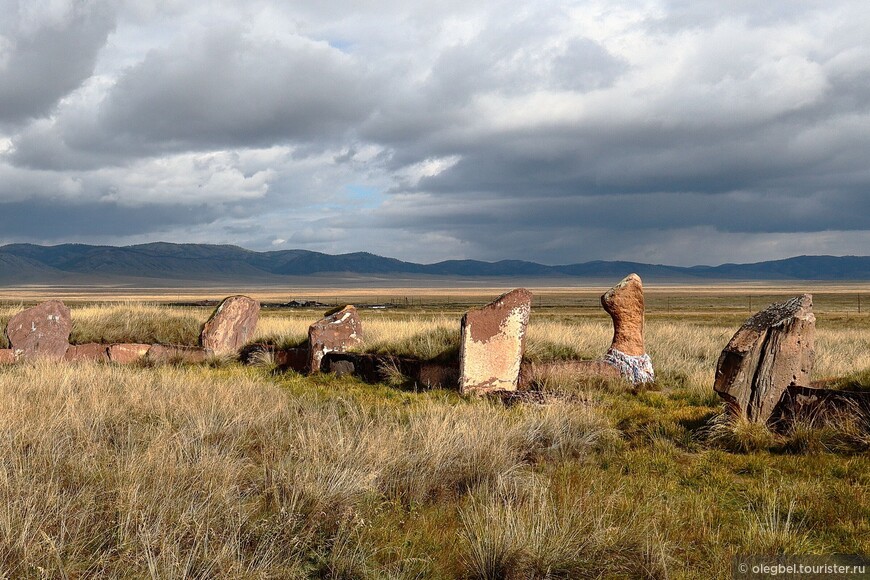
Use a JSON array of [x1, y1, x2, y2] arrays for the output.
[[6, 300, 72, 360], [147, 345, 212, 364], [308, 306, 363, 373], [459, 288, 532, 394], [600, 274, 655, 384], [0, 349, 15, 364], [601, 274, 646, 356], [64, 343, 109, 362], [200, 295, 260, 356], [108, 343, 152, 364], [714, 294, 815, 424]]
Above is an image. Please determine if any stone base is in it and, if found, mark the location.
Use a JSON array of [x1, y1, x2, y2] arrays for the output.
[[603, 348, 655, 384]]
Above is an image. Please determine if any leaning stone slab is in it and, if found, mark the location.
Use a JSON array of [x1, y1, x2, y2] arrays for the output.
[[147, 345, 212, 364], [714, 294, 815, 424], [459, 288, 532, 394], [108, 343, 152, 364], [601, 274, 654, 384], [308, 306, 363, 373], [200, 295, 260, 356], [64, 343, 109, 362], [0, 349, 15, 364], [6, 300, 72, 360]]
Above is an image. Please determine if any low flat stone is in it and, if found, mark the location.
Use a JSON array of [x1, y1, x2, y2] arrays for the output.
[[275, 348, 310, 372], [714, 294, 815, 424], [6, 300, 72, 360], [417, 362, 460, 390], [200, 295, 260, 356], [64, 343, 109, 362], [320, 352, 460, 390], [772, 385, 870, 427], [0, 349, 15, 364], [459, 288, 532, 394], [308, 306, 363, 373], [518, 359, 622, 390], [147, 345, 211, 364], [108, 343, 152, 364]]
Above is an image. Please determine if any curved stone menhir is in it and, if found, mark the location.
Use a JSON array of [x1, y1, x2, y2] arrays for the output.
[[714, 294, 815, 424], [308, 305, 363, 373], [200, 295, 260, 356], [6, 300, 72, 361], [601, 274, 654, 384], [459, 288, 532, 394]]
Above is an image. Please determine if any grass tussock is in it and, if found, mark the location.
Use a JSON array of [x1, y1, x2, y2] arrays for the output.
[[459, 483, 666, 579], [70, 303, 203, 345], [0, 361, 619, 577]]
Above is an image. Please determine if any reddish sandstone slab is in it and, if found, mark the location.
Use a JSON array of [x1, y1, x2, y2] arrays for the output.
[[714, 294, 815, 424], [0, 349, 15, 364], [147, 345, 212, 364], [6, 300, 72, 360], [518, 359, 622, 390], [459, 288, 532, 394], [200, 295, 260, 356], [64, 343, 109, 362], [275, 348, 309, 372], [108, 343, 152, 364], [601, 274, 646, 356], [308, 306, 363, 373]]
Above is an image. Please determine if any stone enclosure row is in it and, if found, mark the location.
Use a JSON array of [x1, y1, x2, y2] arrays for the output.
[[3, 275, 867, 431]]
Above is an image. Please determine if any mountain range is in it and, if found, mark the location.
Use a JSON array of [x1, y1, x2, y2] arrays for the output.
[[0, 243, 869, 285]]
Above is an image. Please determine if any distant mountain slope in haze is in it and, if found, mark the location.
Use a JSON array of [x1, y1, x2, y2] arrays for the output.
[[0, 243, 867, 284]]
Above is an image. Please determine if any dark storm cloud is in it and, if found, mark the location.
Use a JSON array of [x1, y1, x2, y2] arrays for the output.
[[0, 0, 115, 125], [100, 27, 377, 150], [0, 0, 868, 264], [0, 199, 223, 240]]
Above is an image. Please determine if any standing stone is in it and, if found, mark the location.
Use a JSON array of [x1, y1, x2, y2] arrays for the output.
[[601, 274, 654, 384], [714, 294, 815, 424], [6, 300, 72, 360], [308, 306, 363, 373], [459, 288, 532, 394], [200, 295, 260, 356], [0, 349, 15, 364]]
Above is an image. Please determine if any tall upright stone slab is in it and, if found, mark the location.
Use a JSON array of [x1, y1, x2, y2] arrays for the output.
[[459, 288, 532, 394], [601, 274, 654, 384], [6, 300, 72, 360], [308, 306, 363, 373], [714, 294, 815, 424], [200, 295, 260, 356]]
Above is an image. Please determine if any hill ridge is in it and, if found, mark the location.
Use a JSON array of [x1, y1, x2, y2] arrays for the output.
[[0, 243, 868, 283]]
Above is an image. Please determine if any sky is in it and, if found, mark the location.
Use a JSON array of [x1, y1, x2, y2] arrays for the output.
[[0, 0, 869, 266]]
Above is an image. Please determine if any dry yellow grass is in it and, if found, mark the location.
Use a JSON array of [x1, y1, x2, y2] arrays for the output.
[[0, 289, 865, 577], [0, 361, 615, 577]]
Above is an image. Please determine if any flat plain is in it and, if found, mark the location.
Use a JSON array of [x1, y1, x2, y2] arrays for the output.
[[0, 283, 867, 578]]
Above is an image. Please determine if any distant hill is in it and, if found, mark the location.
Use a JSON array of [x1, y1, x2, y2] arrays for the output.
[[0, 243, 867, 284]]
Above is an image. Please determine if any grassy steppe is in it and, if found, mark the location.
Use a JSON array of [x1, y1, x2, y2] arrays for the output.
[[0, 292, 867, 578]]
